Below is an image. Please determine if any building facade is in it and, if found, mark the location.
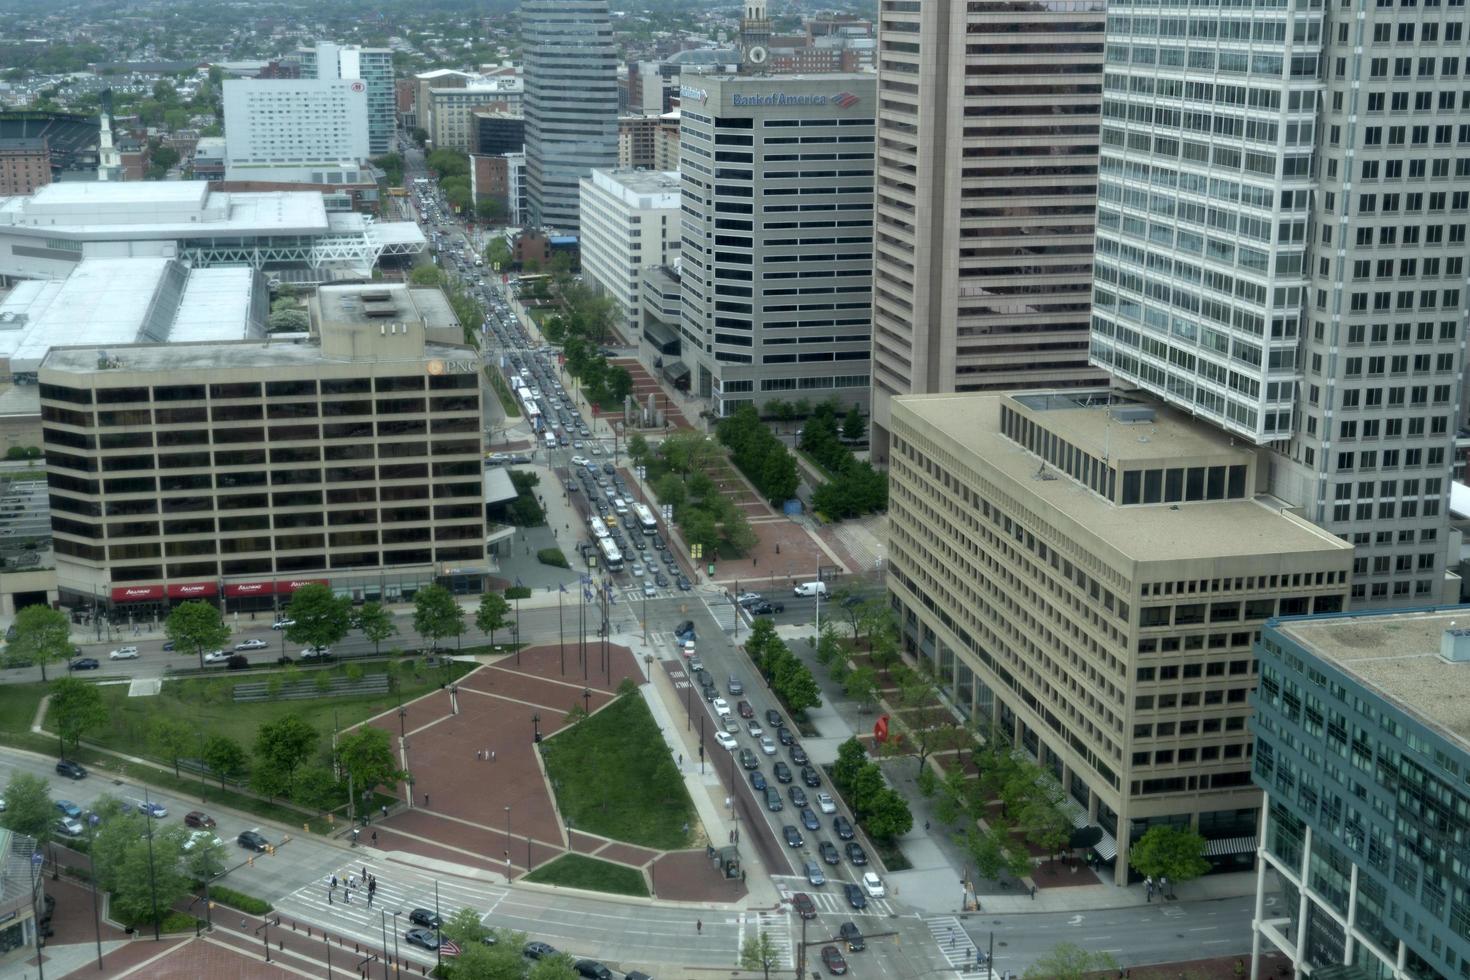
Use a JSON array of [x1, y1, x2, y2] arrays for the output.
[[0, 137, 51, 195], [299, 43, 395, 156], [521, 0, 619, 231], [429, 80, 523, 153], [869, 0, 1108, 462], [1251, 608, 1470, 980], [579, 169, 681, 337], [678, 73, 876, 415], [475, 111, 525, 156], [39, 284, 484, 617], [222, 78, 370, 184], [618, 114, 659, 169], [1087, 0, 1470, 609], [886, 390, 1353, 883]]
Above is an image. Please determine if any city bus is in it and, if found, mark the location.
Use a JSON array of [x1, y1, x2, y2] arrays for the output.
[[597, 537, 624, 572], [589, 516, 610, 539], [632, 502, 657, 533]]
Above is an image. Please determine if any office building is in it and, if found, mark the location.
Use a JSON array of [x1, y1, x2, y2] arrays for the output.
[[428, 79, 523, 153], [641, 262, 685, 386], [0, 137, 50, 195], [414, 69, 477, 130], [1251, 607, 1470, 979], [298, 42, 395, 156], [578, 169, 681, 337], [1088, 0, 1469, 608], [39, 282, 484, 618], [191, 137, 226, 181], [618, 115, 659, 169], [869, 0, 1108, 462], [678, 73, 875, 414], [475, 111, 525, 156], [471, 153, 526, 226], [222, 78, 370, 184], [886, 389, 1352, 883], [521, 0, 619, 231]]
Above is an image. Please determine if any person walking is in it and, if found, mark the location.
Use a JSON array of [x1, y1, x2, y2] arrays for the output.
[[696, 919, 702, 935], [371, 831, 378, 846], [424, 793, 430, 808]]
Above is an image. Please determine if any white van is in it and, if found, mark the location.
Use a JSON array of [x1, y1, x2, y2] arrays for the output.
[[793, 581, 829, 598]]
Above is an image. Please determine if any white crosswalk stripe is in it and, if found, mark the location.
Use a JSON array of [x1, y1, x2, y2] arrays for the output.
[[739, 908, 794, 968], [925, 915, 998, 979]]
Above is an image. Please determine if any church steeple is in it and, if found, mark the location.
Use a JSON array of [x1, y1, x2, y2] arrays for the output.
[[739, 0, 772, 72]]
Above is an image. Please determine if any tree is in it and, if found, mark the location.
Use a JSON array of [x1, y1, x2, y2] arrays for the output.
[[848, 763, 886, 819], [843, 666, 878, 711], [414, 584, 466, 653], [50, 677, 107, 756], [148, 716, 195, 778], [202, 734, 247, 791], [963, 825, 1031, 883], [1, 771, 53, 851], [1129, 825, 1210, 887], [411, 127, 429, 146], [9, 604, 75, 681], [652, 472, 686, 511], [410, 264, 446, 286], [110, 823, 192, 931], [740, 930, 782, 980], [184, 832, 229, 883], [893, 664, 964, 774], [475, 592, 511, 645], [336, 727, 402, 801], [267, 308, 309, 332], [832, 737, 869, 791], [626, 433, 650, 464], [1018, 798, 1073, 859], [253, 716, 317, 801], [164, 600, 231, 671], [842, 405, 867, 442], [285, 584, 353, 654], [932, 765, 977, 827], [1023, 942, 1119, 980], [773, 657, 822, 715], [476, 197, 507, 223], [485, 238, 512, 270], [606, 365, 634, 404], [528, 953, 580, 980], [862, 787, 913, 841], [354, 601, 398, 656]]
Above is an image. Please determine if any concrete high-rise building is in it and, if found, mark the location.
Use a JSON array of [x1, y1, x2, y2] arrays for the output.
[[678, 74, 875, 414], [1088, 0, 1470, 608], [617, 115, 659, 169], [222, 79, 369, 183], [578, 169, 681, 337], [299, 42, 395, 156], [428, 80, 523, 152], [521, 0, 618, 231], [868, 0, 1108, 462], [886, 389, 1352, 883], [1250, 607, 1470, 978]]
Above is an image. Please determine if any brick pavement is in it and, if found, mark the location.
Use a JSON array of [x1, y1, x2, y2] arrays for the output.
[[613, 358, 694, 431]]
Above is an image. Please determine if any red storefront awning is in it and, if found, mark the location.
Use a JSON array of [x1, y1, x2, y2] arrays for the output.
[[111, 585, 164, 602], [166, 582, 218, 599], [280, 579, 328, 594], [223, 581, 276, 598]]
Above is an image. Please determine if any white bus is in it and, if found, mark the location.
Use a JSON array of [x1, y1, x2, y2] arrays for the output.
[[597, 537, 624, 572], [589, 516, 610, 539], [632, 502, 657, 533]]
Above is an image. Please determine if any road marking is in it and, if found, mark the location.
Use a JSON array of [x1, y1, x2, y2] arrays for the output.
[[1067, 914, 1084, 926]]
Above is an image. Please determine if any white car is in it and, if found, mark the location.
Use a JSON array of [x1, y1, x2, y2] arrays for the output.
[[817, 792, 837, 814], [862, 871, 886, 898], [643, 582, 657, 597], [714, 731, 738, 751], [234, 639, 269, 651], [570, 455, 591, 467], [108, 647, 139, 660], [629, 562, 645, 578], [760, 736, 777, 756], [589, 445, 603, 457], [299, 646, 333, 661], [55, 816, 84, 837], [712, 698, 732, 717], [202, 650, 230, 664], [271, 619, 295, 630], [182, 830, 224, 853]]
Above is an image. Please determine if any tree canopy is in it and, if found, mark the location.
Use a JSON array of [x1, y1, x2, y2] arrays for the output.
[[285, 584, 353, 653], [164, 600, 230, 670], [8, 604, 75, 680]]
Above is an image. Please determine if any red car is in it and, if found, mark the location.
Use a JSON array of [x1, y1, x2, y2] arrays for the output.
[[737, 700, 754, 719], [184, 811, 216, 829], [821, 945, 848, 975], [792, 892, 816, 920]]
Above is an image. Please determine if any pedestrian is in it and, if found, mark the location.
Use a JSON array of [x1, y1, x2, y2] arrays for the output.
[[362, 865, 368, 881], [372, 831, 378, 846], [424, 793, 430, 807], [343, 888, 350, 905], [678, 753, 683, 767], [477, 749, 483, 760], [491, 750, 496, 762], [696, 919, 702, 934], [328, 887, 333, 905], [381, 804, 388, 819], [925, 820, 931, 831], [331, 874, 338, 891], [1030, 885, 1036, 900]]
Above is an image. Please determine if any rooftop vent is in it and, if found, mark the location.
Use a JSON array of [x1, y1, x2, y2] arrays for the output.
[[358, 289, 392, 302], [1111, 405, 1157, 424], [1440, 628, 1470, 664]]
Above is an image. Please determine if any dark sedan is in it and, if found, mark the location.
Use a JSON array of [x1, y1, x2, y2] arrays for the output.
[[846, 841, 869, 865], [766, 708, 782, 727], [822, 945, 849, 975], [801, 766, 822, 787], [524, 941, 558, 960], [68, 658, 100, 671], [800, 806, 820, 831], [834, 815, 855, 840], [844, 883, 867, 910], [818, 840, 841, 865], [237, 830, 269, 852], [776, 726, 794, 746], [749, 770, 767, 791], [783, 824, 804, 847], [790, 744, 809, 766], [405, 928, 441, 951], [409, 908, 442, 929], [773, 761, 793, 784]]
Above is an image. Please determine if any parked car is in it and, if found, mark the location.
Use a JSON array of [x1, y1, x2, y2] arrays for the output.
[[184, 811, 216, 829], [861, 871, 886, 898], [55, 800, 81, 819], [182, 830, 223, 852], [523, 941, 558, 960], [792, 892, 817, 920], [821, 945, 849, 975], [237, 830, 270, 852], [751, 601, 785, 616], [574, 960, 612, 980], [55, 760, 86, 780], [844, 883, 867, 910], [136, 800, 168, 818], [108, 647, 139, 660], [55, 816, 83, 837], [834, 815, 855, 840]]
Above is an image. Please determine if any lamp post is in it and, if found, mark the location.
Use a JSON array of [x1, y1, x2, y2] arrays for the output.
[[532, 712, 541, 743], [582, 687, 591, 716], [379, 910, 390, 980], [504, 806, 512, 874], [143, 788, 161, 941], [391, 910, 402, 970]]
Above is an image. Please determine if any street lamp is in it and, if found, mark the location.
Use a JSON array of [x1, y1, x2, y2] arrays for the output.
[[504, 805, 512, 873], [582, 687, 591, 716], [532, 712, 541, 743]]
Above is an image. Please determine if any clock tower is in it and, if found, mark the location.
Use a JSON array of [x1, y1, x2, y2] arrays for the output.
[[738, 0, 772, 72]]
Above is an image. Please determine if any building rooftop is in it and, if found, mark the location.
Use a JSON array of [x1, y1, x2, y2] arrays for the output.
[[316, 282, 459, 332], [1011, 390, 1252, 467], [42, 336, 471, 375], [1276, 608, 1470, 749], [895, 392, 1351, 566], [587, 168, 681, 208], [0, 137, 46, 152]]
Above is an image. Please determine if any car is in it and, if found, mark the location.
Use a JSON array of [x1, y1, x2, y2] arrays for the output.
[[774, 761, 793, 783], [818, 840, 841, 865], [802, 766, 822, 787], [746, 719, 764, 739], [861, 871, 886, 898], [653, 572, 669, 587], [55, 800, 81, 819], [184, 811, 216, 829], [234, 639, 269, 651], [766, 709, 782, 727], [844, 883, 867, 909], [202, 650, 230, 664], [765, 787, 784, 811], [714, 731, 738, 751], [702, 681, 719, 702], [804, 859, 826, 886], [602, 462, 616, 475], [574, 960, 612, 980], [136, 800, 168, 818], [642, 581, 657, 597], [727, 676, 744, 695], [524, 941, 558, 959], [674, 621, 696, 642], [69, 657, 99, 670], [739, 748, 759, 770], [108, 646, 139, 660], [405, 928, 441, 951], [751, 601, 786, 616], [776, 726, 795, 746], [736, 700, 754, 719], [793, 891, 818, 919], [629, 562, 644, 577], [237, 830, 270, 852], [409, 907, 442, 929], [759, 736, 777, 756], [821, 945, 850, 975], [846, 842, 869, 866], [677, 576, 693, 591], [161, 641, 175, 651], [688, 655, 704, 673], [55, 816, 83, 837], [789, 786, 808, 807], [736, 592, 762, 607], [271, 619, 295, 630], [801, 807, 820, 831], [749, 770, 767, 791], [783, 825, 804, 848], [570, 455, 591, 467], [834, 816, 855, 840], [816, 792, 837, 814], [182, 830, 223, 852], [722, 715, 740, 735], [299, 646, 334, 661], [55, 760, 86, 780], [839, 922, 866, 952], [565, 481, 579, 493], [589, 445, 603, 457]]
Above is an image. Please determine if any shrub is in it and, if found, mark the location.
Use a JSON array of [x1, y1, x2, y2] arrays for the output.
[[537, 547, 569, 568], [207, 885, 273, 915], [505, 586, 531, 600]]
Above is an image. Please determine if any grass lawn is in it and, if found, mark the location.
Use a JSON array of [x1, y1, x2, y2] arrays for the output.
[[486, 368, 521, 418], [522, 853, 648, 897], [0, 682, 47, 739], [540, 694, 695, 850]]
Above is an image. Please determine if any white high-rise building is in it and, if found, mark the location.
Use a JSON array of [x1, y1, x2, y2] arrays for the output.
[[578, 169, 681, 336], [298, 42, 395, 157], [223, 79, 369, 184]]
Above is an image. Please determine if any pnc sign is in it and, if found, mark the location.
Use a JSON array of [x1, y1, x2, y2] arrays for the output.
[[425, 358, 479, 375]]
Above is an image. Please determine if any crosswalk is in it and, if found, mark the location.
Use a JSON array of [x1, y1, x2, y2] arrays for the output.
[[925, 915, 999, 979], [740, 908, 794, 968], [770, 875, 897, 917]]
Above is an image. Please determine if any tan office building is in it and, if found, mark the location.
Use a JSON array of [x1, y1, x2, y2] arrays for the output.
[[39, 284, 485, 618], [886, 391, 1353, 882], [869, 2, 1107, 462]]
